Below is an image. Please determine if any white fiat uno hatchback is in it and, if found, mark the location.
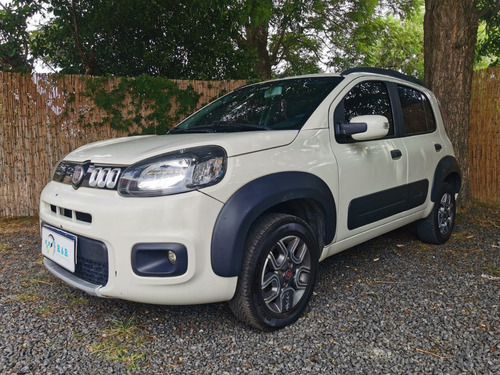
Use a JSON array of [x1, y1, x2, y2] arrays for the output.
[[40, 68, 461, 330]]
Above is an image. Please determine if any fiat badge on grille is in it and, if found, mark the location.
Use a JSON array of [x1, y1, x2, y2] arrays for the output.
[[72, 165, 85, 188]]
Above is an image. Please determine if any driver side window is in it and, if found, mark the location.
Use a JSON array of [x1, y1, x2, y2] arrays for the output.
[[334, 81, 394, 143]]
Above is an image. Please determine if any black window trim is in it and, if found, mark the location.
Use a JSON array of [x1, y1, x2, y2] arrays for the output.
[[332, 78, 438, 144], [333, 79, 400, 143], [395, 83, 438, 137]]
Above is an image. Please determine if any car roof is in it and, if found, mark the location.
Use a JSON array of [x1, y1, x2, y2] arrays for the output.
[[236, 68, 425, 91], [342, 67, 425, 87]]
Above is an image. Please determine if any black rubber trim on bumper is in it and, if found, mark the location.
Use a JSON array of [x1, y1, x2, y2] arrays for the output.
[[43, 258, 103, 297]]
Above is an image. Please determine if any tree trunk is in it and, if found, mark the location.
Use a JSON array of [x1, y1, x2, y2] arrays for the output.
[[245, 24, 273, 79], [69, 0, 95, 75], [424, 0, 479, 206]]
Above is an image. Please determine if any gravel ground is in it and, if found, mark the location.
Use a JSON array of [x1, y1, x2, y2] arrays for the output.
[[0, 204, 499, 374]]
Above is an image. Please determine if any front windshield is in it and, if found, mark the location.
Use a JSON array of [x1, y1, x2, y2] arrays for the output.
[[170, 76, 343, 133]]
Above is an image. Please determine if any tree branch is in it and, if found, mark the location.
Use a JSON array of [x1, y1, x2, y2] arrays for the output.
[[477, 0, 500, 20], [69, 0, 93, 74]]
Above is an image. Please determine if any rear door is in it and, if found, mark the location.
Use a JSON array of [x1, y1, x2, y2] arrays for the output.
[[396, 84, 443, 215]]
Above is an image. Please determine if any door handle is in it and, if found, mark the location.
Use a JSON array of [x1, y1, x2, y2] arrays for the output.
[[391, 149, 402, 159], [434, 143, 442, 152]]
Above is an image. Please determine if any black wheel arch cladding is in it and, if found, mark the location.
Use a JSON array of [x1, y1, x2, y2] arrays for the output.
[[211, 172, 336, 278], [431, 155, 461, 202]]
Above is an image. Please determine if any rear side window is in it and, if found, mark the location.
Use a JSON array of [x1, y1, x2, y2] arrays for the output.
[[397, 85, 436, 135]]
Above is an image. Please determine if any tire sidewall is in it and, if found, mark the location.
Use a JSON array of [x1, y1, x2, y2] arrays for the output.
[[433, 183, 456, 244], [248, 218, 318, 330]]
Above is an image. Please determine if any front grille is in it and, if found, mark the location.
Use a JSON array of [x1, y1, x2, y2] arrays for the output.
[[74, 236, 109, 286], [53, 161, 125, 191], [75, 211, 92, 223], [49, 204, 92, 224]]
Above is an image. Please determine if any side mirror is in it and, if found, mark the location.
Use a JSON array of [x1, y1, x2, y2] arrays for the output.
[[346, 115, 390, 141], [337, 121, 367, 136]]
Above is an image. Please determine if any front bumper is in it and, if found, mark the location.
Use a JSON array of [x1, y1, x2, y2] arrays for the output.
[[44, 258, 104, 297], [39, 181, 238, 305]]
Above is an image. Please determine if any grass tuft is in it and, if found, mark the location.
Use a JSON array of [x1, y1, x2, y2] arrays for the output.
[[0, 216, 39, 234], [484, 263, 500, 276], [89, 316, 148, 370]]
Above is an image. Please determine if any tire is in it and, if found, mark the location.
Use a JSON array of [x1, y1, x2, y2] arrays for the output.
[[417, 182, 456, 244], [229, 213, 319, 331]]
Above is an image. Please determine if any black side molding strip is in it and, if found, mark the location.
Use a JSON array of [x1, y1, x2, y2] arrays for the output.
[[348, 179, 429, 230]]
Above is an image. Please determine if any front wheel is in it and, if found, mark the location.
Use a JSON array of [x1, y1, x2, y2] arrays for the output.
[[229, 213, 319, 331], [417, 182, 456, 244]]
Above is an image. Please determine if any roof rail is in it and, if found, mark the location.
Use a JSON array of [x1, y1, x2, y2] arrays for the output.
[[342, 67, 425, 87]]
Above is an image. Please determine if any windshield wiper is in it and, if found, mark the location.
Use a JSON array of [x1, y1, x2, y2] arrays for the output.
[[226, 123, 272, 131], [168, 125, 217, 134], [169, 122, 272, 134]]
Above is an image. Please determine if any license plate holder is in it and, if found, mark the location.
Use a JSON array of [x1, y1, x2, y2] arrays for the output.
[[41, 225, 77, 272]]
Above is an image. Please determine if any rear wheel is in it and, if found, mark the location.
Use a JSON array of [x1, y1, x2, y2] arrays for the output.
[[417, 182, 456, 244], [229, 213, 319, 331]]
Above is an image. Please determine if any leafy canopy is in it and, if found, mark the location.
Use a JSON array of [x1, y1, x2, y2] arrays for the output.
[[30, 0, 257, 79], [2, 0, 497, 78], [0, 0, 41, 72]]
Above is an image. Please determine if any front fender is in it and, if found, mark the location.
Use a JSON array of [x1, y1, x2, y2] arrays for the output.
[[211, 172, 336, 277]]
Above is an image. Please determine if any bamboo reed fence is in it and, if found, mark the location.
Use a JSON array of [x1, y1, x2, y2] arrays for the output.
[[470, 67, 499, 205], [0, 69, 498, 217], [0, 73, 246, 216]]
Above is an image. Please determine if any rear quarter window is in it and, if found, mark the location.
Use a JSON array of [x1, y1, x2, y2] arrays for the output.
[[397, 85, 437, 135]]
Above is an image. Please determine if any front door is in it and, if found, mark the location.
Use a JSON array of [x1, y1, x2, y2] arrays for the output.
[[330, 79, 408, 240]]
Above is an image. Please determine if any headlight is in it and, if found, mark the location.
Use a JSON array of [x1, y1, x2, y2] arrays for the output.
[[52, 160, 74, 184], [118, 146, 227, 197]]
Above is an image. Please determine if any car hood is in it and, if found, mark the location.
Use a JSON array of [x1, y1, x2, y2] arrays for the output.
[[64, 131, 299, 165]]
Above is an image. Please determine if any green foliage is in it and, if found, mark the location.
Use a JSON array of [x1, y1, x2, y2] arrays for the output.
[[2, 0, 430, 78], [238, 1, 413, 78], [324, 0, 424, 79], [81, 75, 202, 135], [5, 0, 496, 80], [273, 32, 322, 77], [475, 0, 500, 67], [0, 0, 41, 72], [32, 0, 257, 79], [235, 0, 323, 78], [358, 9, 424, 80]]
